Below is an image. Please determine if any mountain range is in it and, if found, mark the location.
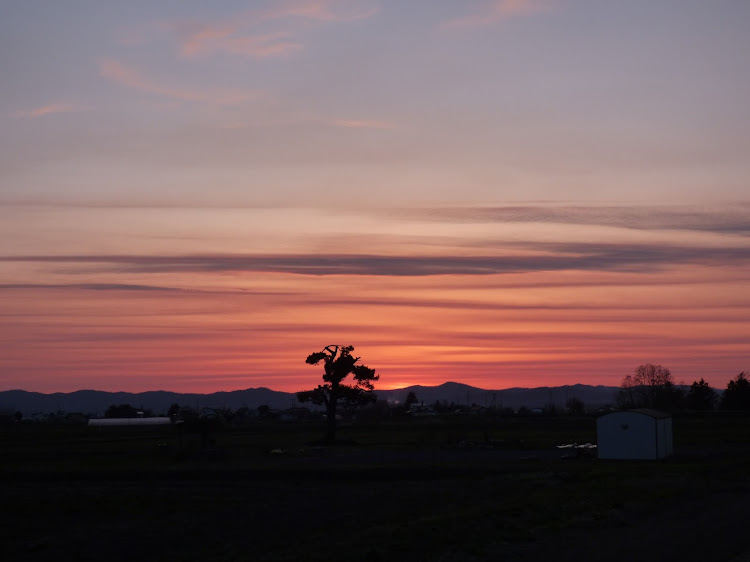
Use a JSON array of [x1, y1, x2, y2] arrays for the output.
[[0, 382, 619, 416]]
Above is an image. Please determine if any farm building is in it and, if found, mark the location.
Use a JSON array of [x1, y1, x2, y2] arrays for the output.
[[88, 417, 172, 427], [596, 409, 673, 460]]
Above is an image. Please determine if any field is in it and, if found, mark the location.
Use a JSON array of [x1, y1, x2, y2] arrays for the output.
[[3, 412, 750, 561]]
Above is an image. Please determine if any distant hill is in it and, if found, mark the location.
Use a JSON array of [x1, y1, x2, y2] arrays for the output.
[[376, 382, 619, 411], [0, 387, 295, 416], [0, 382, 619, 416]]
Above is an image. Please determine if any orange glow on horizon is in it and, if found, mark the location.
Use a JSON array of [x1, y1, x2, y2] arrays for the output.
[[2, 260, 748, 394]]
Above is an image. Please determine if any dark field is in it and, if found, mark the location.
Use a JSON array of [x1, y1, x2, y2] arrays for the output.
[[3, 413, 749, 561]]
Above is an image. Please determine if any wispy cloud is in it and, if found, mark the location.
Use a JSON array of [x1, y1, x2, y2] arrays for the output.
[[412, 204, 750, 236], [261, 0, 379, 23], [10, 104, 84, 119], [98, 58, 255, 105], [175, 24, 302, 59], [0, 283, 180, 292], [171, 0, 377, 59], [3, 242, 748, 276], [0, 283, 294, 296], [444, 0, 550, 29]]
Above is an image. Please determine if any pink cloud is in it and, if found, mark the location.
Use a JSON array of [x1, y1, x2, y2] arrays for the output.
[[262, 0, 379, 22], [176, 23, 302, 58], [98, 58, 254, 105], [445, 0, 550, 28], [10, 104, 83, 119], [172, 1, 376, 59]]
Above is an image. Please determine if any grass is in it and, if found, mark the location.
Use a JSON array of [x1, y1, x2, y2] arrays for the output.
[[2, 412, 749, 561]]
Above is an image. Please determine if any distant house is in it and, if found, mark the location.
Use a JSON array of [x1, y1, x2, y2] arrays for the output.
[[88, 417, 172, 427], [407, 403, 436, 416], [597, 409, 673, 460]]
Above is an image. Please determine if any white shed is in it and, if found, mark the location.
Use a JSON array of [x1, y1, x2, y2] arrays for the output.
[[596, 409, 673, 460]]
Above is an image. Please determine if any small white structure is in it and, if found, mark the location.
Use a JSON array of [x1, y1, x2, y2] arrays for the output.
[[596, 409, 673, 460], [88, 417, 172, 427]]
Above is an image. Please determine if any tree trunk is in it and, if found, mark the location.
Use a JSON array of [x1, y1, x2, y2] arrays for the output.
[[325, 413, 336, 443], [325, 397, 338, 443]]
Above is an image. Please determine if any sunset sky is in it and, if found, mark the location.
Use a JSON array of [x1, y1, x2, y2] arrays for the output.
[[1, 0, 749, 394]]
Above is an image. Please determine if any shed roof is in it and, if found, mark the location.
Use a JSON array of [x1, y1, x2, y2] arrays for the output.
[[598, 408, 671, 420], [89, 417, 172, 426], [629, 408, 671, 419]]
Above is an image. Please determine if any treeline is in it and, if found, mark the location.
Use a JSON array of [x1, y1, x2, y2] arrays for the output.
[[616, 364, 750, 412]]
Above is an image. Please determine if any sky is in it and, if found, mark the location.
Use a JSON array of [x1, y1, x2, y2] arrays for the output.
[[1, 0, 749, 394]]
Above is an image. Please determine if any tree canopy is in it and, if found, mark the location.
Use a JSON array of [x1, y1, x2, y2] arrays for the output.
[[104, 404, 140, 418], [617, 364, 682, 410], [685, 378, 717, 411], [721, 372, 750, 410], [296, 345, 378, 442]]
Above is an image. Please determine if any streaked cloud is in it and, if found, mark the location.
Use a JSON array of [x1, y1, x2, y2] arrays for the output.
[[410, 204, 750, 236], [3, 242, 748, 276], [0, 283, 180, 292], [3, 201, 747, 239], [9, 104, 84, 119], [98, 58, 255, 105], [445, 0, 551, 28], [0, 283, 296, 296]]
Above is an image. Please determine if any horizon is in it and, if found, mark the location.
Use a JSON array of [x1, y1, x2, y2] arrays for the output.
[[1, 378, 726, 397], [2, 1, 749, 394]]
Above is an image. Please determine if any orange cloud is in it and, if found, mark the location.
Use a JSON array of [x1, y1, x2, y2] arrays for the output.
[[445, 0, 550, 28], [10, 104, 82, 119], [98, 58, 254, 105]]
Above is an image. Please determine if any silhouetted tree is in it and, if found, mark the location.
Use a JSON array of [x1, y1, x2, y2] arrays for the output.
[[404, 391, 418, 410], [686, 378, 717, 411], [234, 406, 251, 421], [297, 345, 378, 442], [104, 404, 139, 418], [617, 364, 682, 410], [616, 374, 637, 409], [177, 406, 198, 422], [257, 404, 272, 418], [167, 403, 182, 420], [721, 372, 750, 410], [566, 397, 585, 415]]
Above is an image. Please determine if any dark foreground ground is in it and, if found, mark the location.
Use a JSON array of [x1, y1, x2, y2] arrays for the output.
[[2, 413, 749, 561]]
